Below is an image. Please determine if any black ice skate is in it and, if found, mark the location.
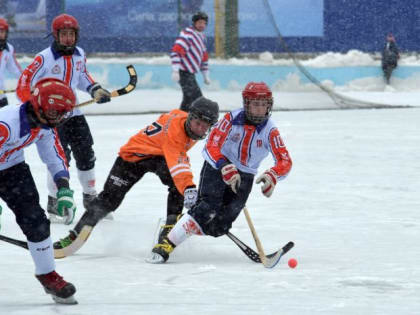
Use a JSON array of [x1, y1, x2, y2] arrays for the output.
[[36, 271, 77, 304]]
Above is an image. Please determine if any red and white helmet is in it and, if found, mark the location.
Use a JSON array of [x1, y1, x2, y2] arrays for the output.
[[31, 78, 76, 127], [52, 14, 79, 40], [0, 18, 9, 32], [242, 82, 273, 124]]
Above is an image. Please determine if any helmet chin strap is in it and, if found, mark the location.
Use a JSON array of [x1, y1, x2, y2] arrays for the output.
[[53, 40, 76, 55]]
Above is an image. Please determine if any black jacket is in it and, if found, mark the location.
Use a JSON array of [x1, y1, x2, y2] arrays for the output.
[[382, 41, 399, 67]]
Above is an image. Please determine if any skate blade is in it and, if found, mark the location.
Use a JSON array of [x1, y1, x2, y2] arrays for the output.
[[51, 294, 78, 305], [145, 252, 166, 264]]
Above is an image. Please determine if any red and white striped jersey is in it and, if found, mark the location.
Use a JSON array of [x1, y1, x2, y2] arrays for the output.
[[0, 103, 69, 182], [16, 45, 96, 117], [0, 43, 22, 100], [203, 109, 292, 180], [170, 26, 209, 74]]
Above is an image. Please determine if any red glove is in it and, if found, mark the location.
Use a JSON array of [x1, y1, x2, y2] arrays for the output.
[[256, 169, 277, 197], [221, 163, 241, 193]]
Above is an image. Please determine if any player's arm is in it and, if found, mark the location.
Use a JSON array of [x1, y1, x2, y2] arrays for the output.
[[256, 128, 292, 198], [0, 121, 11, 150], [170, 34, 189, 81], [16, 55, 45, 103], [268, 128, 292, 178], [203, 112, 232, 169], [35, 128, 69, 183], [162, 135, 195, 196], [78, 53, 110, 103]]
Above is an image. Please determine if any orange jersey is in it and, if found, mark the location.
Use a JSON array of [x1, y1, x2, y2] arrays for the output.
[[119, 109, 197, 195]]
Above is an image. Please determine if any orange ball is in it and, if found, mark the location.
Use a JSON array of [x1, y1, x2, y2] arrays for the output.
[[288, 258, 298, 268]]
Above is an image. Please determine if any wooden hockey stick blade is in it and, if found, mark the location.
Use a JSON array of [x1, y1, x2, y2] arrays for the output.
[[54, 225, 93, 259], [76, 64, 137, 108]]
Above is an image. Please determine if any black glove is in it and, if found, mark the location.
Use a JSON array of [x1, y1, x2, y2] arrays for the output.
[[90, 84, 111, 104]]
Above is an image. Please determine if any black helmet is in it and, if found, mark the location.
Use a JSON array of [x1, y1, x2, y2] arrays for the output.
[[192, 11, 208, 24], [185, 97, 219, 140]]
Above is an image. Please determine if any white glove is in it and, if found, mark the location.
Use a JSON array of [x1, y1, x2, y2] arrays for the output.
[[221, 164, 241, 193], [184, 187, 198, 209], [203, 71, 211, 85], [171, 70, 180, 82], [256, 169, 277, 198]]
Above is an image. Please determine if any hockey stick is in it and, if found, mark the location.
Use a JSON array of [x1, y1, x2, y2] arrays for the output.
[[226, 232, 293, 265], [243, 207, 294, 268], [0, 89, 16, 94], [243, 207, 267, 265], [76, 64, 137, 108], [0, 234, 28, 249], [0, 226, 92, 259]]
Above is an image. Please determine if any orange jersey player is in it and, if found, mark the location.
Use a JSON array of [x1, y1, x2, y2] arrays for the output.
[[53, 97, 219, 257], [120, 109, 196, 195]]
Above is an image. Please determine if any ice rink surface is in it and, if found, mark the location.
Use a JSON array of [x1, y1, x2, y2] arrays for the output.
[[0, 90, 419, 314]]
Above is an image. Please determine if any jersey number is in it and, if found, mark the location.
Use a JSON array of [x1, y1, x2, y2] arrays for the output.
[[144, 122, 162, 136]]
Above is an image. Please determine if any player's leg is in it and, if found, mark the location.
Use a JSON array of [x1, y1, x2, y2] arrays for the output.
[[179, 70, 203, 112], [0, 163, 76, 303]]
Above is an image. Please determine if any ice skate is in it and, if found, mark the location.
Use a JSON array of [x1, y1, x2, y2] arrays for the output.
[[36, 271, 77, 305], [158, 214, 179, 243], [146, 237, 176, 264]]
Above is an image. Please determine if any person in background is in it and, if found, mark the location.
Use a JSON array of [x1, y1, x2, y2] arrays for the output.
[[53, 97, 219, 257], [16, 13, 112, 224], [381, 33, 400, 85], [147, 82, 293, 264], [171, 11, 211, 112], [0, 78, 77, 304], [0, 18, 22, 108]]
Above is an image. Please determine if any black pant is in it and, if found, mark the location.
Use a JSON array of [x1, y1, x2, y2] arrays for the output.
[[382, 62, 397, 84], [179, 70, 203, 112], [0, 97, 8, 108], [0, 162, 50, 242], [189, 161, 254, 237], [94, 156, 183, 216], [57, 115, 95, 170]]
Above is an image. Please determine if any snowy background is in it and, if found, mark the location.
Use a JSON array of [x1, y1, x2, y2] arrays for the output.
[[0, 53, 420, 314]]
